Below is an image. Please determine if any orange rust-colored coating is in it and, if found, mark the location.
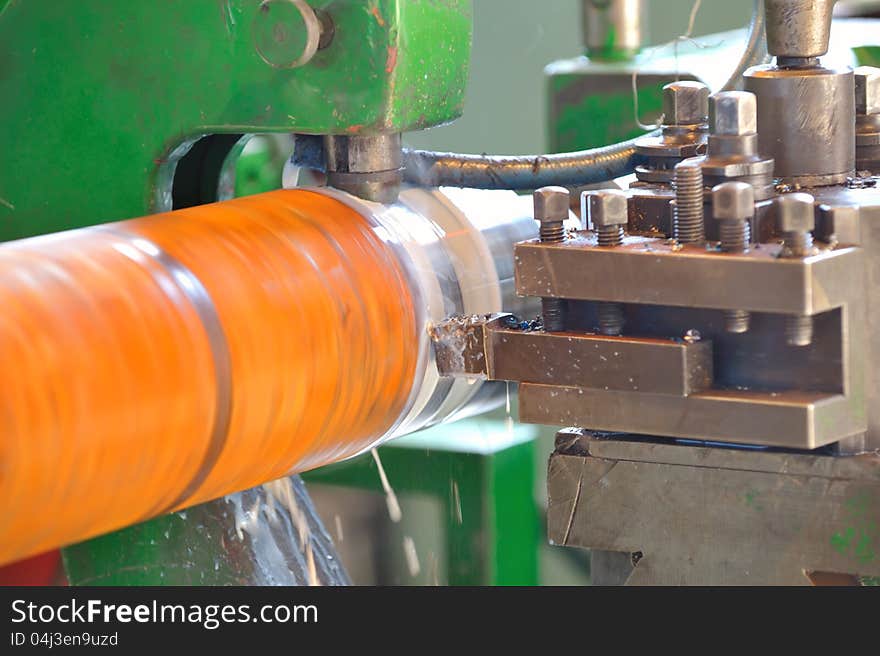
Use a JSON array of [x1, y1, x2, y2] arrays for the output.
[[0, 190, 420, 565]]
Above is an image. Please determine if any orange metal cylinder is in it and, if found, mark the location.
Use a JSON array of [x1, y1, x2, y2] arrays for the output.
[[0, 189, 420, 565]]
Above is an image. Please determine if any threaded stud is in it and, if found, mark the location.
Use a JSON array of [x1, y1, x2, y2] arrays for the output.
[[720, 220, 751, 253], [597, 302, 625, 336], [584, 189, 628, 336], [723, 309, 751, 334], [539, 223, 565, 243], [542, 299, 566, 332], [785, 315, 813, 347], [673, 159, 705, 244], [597, 224, 624, 247], [783, 230, 814, 257], [776, 193, 817, 346], [534, 186, 570, 331]]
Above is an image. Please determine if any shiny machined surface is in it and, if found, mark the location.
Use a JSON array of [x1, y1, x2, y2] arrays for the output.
[[763, 0, 836, 59], [337, 186, 540, 440], [324, 133, 403, 203], [745, 64, 855, 185]]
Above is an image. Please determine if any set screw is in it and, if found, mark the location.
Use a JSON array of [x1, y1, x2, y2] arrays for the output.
[[584, 189, 628, 336], [713, 181, 755, 333], [776, 193, 818, 346], [534, 186, 570, 331]]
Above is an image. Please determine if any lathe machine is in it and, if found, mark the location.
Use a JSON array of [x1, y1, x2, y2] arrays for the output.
[[1, 0, 879, 585]]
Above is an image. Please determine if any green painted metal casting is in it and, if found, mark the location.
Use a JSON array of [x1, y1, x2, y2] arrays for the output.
[[0, 0, 472, 239]]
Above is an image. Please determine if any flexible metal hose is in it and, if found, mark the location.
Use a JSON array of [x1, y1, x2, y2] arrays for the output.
[[401, 0, 767, 190]]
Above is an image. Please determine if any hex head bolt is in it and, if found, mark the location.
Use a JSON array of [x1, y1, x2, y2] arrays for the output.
[[634, 81, 709, 183], [777, 193, 818, 347], [534, 186, 570, 331], [673, 158, 705, 244], [585, 189, 628, 336], [713, 181, 754, 333], [712, 90, 757, 139], [663, 81, 710, 128], [586, 188, 627, 247], [779, 193, 816, 258], [714, 181, 753, 252]]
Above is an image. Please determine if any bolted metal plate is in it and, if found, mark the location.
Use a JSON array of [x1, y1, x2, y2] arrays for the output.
[[520, 382, 863, 449], [490, 329, 712, 396], [514, 234, 861, 315]]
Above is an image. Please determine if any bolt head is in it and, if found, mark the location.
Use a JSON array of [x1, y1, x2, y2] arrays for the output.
[[776, 193, 816, 232], [662, 81, 710, 126], [818, 204, 860, 245], [712, 182, 755, 220], [584, 189, 628, 227], [854, 66, 880, 116], [533, 186, 570, 223], [710, 91, 757, 136]]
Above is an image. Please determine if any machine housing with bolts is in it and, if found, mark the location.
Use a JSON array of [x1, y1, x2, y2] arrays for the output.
[[431, 0, 880, 584], [2, 0, 880, 588]]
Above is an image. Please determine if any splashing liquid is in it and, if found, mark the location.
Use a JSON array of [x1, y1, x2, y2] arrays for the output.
[[371, 448, 402, 524]]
